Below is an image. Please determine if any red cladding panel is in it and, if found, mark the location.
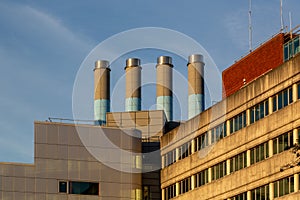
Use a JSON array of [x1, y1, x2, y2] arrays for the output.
[[222, 33, 284, 98]]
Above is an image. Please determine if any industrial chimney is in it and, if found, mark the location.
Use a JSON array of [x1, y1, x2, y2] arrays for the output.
[[94, 60, 110, 125], [156, 56, 173, 121], [187, 54, 205, 119], [125, 58, 142, 111]]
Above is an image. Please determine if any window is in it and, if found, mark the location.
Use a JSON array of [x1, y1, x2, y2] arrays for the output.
[[179, 177, 191, 195], [195, 169, 209, 188], [195, 132, 209, 151], [250, 142, 269, 165], [69, 181, 99, 195], [230, 151, 247, 173], [164, 149, 176, 167], [274, 176, 294, 198], [212, 161, 227, 181], [229, 111, 246, 134], [211, 123, 227, 143], [272, 87, 293, 112], [251, 184, 269, 200], [250, 100, 269, 124], [228, 192, 247, 200], [284, 36, 300, 62], [178, 141, 192, 160], [273, 131, 294, 155], [165, 183, 176, 200], [59, 181, 67, 193]]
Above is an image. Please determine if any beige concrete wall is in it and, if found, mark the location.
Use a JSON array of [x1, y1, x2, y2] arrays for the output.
[[0, 122, 142, 200]]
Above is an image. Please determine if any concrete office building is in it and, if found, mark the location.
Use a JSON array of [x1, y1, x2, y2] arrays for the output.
[[1, 27, 300, 200]]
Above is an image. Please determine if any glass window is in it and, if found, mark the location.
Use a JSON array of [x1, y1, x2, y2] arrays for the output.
[[212, 161, 227, 181], [230, 151, 247, 173], [251, 184, 269, 200], [69, 181, 99, 195], [274, 176, 294, 198], [272, 87, 293, 112], [250, 100, 269, 124], [250, 142, 269, 165], [273, 131, 294, 155], [165, 183, 176, 200], [284, 43, 289, 62], [195, 132, 209, 152], [195, 169, 209, 188], [179, 141, 192, 160], [179, 177, 191, 195], [59, 181, 67, 193], [229, 111, 247, 134], [228, 192, 247, 200]]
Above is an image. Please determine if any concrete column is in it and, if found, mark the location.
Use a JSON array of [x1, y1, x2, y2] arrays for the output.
[[293, 128, 299, 145], [226, 120, 230, 136], [94, 60, 110, 125], [293, 83, 298, 102], [247, 150, 251, 167], [207, 130, 212, 145], [162, 155, 165, 169], [125, 58, 142, 111], [176, 182, 180, 196], [295, 174, 299, 192], [269, 140, 274, 157], [187, 54, 205, 119], [156, 56, 173, 121], [162, 189, 165, 200], [208, 167, 212, 183], [268, 97, 273, 115], [226, 159, 231, 175], [191, 139, 195, 154], [247, 191, 251, 200], [191, 175, 195, 190], [176, 148, 179, 162], [246, 109, 251, 126], [269, 182, 274, 200]]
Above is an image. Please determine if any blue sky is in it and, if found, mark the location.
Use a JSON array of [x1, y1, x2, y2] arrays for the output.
[[0, 0, 299, 163]]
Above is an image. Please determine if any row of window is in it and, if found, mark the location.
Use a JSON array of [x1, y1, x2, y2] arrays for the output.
[[165, 183, 176, 200], [59, 181, 99, 195], [163, 83, 300, 168], [229, 174, 296, 200], [284, 35, 300, 62], [164, 129, 299, 199]]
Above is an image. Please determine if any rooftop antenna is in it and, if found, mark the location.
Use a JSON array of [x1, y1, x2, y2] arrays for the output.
[[280, 0, 284, 32], [248, 0, 253, 52], [289, 11, 292, 31]]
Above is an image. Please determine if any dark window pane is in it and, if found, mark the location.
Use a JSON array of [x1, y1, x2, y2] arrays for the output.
[[284, 44, 289, 61], [278, 93, 283, 110], [59, 181, 67, 193], [69, 182, 99, 195], [250, 108, 255, 124], [298, 84, 300, 99], [289, 88, 293, 104], [283, 90, 288, 107], [265, 100, 269, 116], [273, 97, 277, 112]]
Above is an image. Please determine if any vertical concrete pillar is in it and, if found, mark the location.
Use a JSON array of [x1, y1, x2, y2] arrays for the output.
[[176, 148, 179, 162], [269, 182, 274, 200], [293, 128, 299, 145], [187, 54, 205, 119], [247, 191, 251, 200], [191, 175, 195, 190], [207, 130, 212, 145], [269, 140, 274, 157], [156, 56, 173, 121], [294, 174, 299, 192], [125, 58, 142, 111], [268, 97, 273, 115], [208, 167, 212, 183], [246, 109, 251, 126], [226, 120, 231, 136], [247, 150, 251, 167], [226, 159, 231, 175], [161, 155, 165, 169], [162, 189, 165, 200], [293, 83, 298, 102], [94, 60, 110, 125], [191, 139, 195, 154], [176, 182, 180, 196]]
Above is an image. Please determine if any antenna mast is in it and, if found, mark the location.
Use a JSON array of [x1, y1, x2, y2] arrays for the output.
[[248, 0, 253, 52], [280, 0, 284, 32]]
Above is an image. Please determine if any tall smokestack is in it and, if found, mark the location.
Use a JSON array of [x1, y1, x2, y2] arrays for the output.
[[187, 54, 205, 119], [125, 58, 142, 111], [94, 60, 110, 125], [156, 56, 173, 121]]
